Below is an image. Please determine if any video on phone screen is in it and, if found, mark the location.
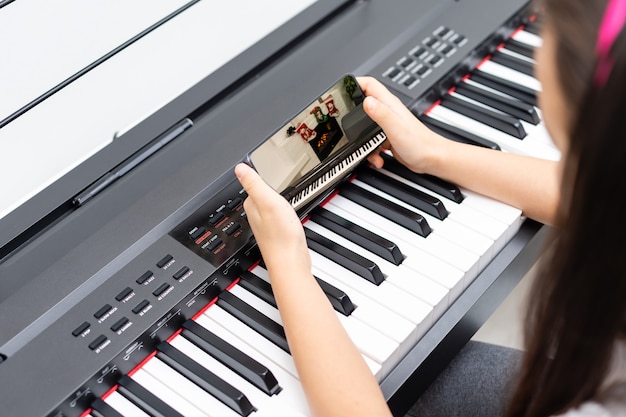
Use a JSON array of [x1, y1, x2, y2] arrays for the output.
[[248, 75, 366, 193]]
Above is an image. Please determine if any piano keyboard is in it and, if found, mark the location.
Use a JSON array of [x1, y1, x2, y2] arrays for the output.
[[0, 10, 549, 417], [288, 130, 388, 211]]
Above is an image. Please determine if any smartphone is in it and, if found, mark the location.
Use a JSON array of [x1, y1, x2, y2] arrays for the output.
[[246, 74, 384, 211]]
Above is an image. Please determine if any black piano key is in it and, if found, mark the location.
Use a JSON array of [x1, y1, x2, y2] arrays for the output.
[[455, 82, 540, 125], [181, 320, 281, 396], [524, 21, 542, 36], [311, 207, 404, 265], [156, 342, 256, 417], [217, 291, 290, 353], [305, 227, 385, 285], [421, 114, 501, 150], [504, 38, 535, 59], [240, 268, 355, 316], [339, 181, 432, 238], [117, 375, 184, 417], [239, 271, 277, 308], [491, 51, 535, 77], [91, 398, 125, 417], [313, 275, 356, 316], [471, 70, 537, 106], [356, 166, 449, 221], [441, 94, 527, 139], [380, 153, 464, 203]]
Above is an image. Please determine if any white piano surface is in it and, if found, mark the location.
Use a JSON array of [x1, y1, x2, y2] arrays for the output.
[[0, 0, 316, 220]]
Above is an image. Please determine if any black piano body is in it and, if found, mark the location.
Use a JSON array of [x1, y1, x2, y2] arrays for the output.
[[0, 0, 546, 416]]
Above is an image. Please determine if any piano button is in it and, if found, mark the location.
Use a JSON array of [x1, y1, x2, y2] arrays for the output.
[[156, 254, 174, 269], [435, 26, 451, 37], [305, 227, 385, 285], [442, 94, 527, 139], [172, 266, 190, 281], [110, 317, 129, 333], [403, 75, 417, 87], [217, 291, 290, 353], [441, 44, 454, 56], [152, 283, 170, 297], [429, 55, 442, 66], [351, 178, 494, 270], [356, 166, 448, 220], [104, 391, 150, 417], [452, 34, 467, 46], [323, 201, 466, 300], [227, 197, 243, 210], [200, 307, 299, 378], [415, 65, 430, 76], [94, 304, 113, 320], [309, 251, 434, 331], [311, 206, 404, 265], [209, 212, 226, 226], [115, 287, 134, 302], [380, 153, 464, 203], [425, 37, 439, 48], [412, 46, 427, 58], [117, 374, 185, 417], [169, 336, 308, 417], [225, 222, 242, 236], [387, 67, 401, 79], [504, 38, 535, 59], [491, 51, 535, 77], [471, 69, 537, 106], [327, 195, 479, 280], [421, 114, 502, 150], [136, 270, 153, 285], [136, 361, 233, 417], [340, 182, 431, 238], [456, 81, 540, 124], [72, 321, 91, 337], [250, 265, 356, 316], [91, 398, 125, 417], [306, 221, 449, 319], [205, 237, 224, 252], [189, 226, 208, 241], [400, 58, 413, 68], [181, 320, 280, 396], [132, 299, 150, 315], [195, 315, 311, 415], [156, 341, 256, 416], [89, 335, 109, 351]]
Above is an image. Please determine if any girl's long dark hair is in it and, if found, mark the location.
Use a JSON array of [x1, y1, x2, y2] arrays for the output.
[[506, 0, 626, 416]]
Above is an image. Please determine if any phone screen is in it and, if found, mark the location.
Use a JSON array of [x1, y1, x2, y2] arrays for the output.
[[247, 75, 376, 195]]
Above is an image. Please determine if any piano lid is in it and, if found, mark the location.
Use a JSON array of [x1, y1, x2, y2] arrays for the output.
[[0, 0, 354, 259]]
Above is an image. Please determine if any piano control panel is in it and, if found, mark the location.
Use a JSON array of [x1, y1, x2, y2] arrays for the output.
[[381, 25, 469, 93], [170, 179, 253, 267]]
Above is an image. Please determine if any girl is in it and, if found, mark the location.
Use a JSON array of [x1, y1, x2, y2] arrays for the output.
[[234, 0, 626, 415]]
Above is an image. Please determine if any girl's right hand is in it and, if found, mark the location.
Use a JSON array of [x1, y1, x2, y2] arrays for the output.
[[358, 76, 446, 174]]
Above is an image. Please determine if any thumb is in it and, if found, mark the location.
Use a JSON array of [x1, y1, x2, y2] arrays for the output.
[[235, 163, 267, 197], [363, 95, 397, 133]]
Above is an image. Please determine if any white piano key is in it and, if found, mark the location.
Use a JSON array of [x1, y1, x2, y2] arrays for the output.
[[459, 188, 524, 239], [194, 313, 312, 415], [498, 46, 536, 64], [350, 179, 495, 270], [104, 391, 151, 417], [305, 221, 450, 318], [204, 305, 300, 379], [309, 250, 434, 332], [170, 336, 308, 417], [229, 281, 395, 369], [323, 199, 467, 300], [478, 60, 542, 92], [138, 359, 237, 417], [250, 265, 416, 346], [327, 194, 480, 279], [375, 167, 510, 253], [512, 30, 543, 48]]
